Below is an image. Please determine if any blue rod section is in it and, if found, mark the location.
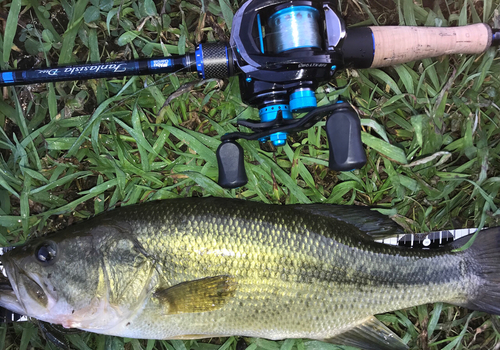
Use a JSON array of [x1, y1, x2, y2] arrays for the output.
[[0, 72, 14, 84]]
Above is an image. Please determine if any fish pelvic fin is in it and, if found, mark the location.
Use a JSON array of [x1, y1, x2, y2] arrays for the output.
[[323, 316, 408, 350], [453, 226, 500, 315], [154, 275, 237, 315]]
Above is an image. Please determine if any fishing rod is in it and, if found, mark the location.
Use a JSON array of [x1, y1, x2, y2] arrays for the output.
[[2, 0, 499, 188]]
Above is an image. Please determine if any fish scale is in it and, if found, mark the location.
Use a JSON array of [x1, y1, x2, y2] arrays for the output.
[[0, 198, 498, 350]]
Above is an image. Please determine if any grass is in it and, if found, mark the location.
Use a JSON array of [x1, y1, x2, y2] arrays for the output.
[[0, 0, 499, 348]]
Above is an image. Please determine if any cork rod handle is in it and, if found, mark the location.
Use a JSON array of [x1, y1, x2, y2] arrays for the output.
[[369, 23, 492, 68]]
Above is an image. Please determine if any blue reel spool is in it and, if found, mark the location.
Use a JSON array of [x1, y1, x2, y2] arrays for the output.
[[268, 6, 321, 53]]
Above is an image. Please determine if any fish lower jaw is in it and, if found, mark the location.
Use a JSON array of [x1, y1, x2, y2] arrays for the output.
[[39, 298, 126, 331], [61, 320, 82, 329], [0, 291, 25, 316], [41, 311, 124, 331]]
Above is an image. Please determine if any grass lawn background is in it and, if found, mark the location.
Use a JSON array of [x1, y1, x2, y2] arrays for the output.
[[0, 0, 500, 348]]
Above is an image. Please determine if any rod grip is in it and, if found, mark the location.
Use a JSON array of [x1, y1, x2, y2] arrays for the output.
[[370, 23, 492, 68]]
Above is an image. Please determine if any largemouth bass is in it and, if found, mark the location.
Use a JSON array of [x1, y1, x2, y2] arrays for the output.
[[0, 198, 498, 350]]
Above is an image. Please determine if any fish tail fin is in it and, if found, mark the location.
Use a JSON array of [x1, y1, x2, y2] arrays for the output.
[[454, 226, 500, 315]]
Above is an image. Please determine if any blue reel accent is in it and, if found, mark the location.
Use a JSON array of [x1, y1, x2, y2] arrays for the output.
[[269, 132, 288, 146], [258, 104, 292, 146], [493, 31, 500, 46], [371, 32, 375, 55], [289, 89, 317, 112], [257, 14, 265, 54], [194, 44, 205, 79], [259, 104, 292, 122]]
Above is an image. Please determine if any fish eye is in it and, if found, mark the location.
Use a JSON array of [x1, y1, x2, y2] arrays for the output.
[[35, 241, 58, 265]]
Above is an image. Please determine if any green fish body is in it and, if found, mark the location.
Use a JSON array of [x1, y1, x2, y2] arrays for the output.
[[1, 198, 498, 349]]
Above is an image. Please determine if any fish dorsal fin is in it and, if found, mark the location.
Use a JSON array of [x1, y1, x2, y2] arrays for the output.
[[324, 316, 408, 350], [154, 275, 237, 315], [291, 204, 404, 239]]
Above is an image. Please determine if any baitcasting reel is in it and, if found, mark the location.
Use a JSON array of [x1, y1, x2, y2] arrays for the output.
[[200, 0, 374, 188], [190, 0, 497, 188], [1, 0, 498, 188]]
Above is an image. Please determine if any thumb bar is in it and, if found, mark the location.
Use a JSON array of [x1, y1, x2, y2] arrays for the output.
[[343, 23, 496, 69]]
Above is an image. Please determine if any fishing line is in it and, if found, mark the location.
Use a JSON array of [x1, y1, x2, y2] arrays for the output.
[[266, 6, 321, 53]]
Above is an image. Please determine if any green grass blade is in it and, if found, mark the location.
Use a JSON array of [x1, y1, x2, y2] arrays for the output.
[[58, 0, 89, 64], [2, 0, 22, 64], [361, 132, 408, 165]]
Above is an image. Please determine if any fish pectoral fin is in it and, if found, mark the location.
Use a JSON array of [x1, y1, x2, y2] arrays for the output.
[[323, 316, 408, 350], [154, 275, 237, 315]]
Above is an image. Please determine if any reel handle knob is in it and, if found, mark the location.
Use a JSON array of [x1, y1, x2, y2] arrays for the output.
[[326, 105, 367, 171], [216, 140, 248, 188]]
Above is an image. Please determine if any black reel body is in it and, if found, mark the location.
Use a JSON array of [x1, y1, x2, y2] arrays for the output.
[[215, 0, 367, 188], [231, 0, 344, 112]]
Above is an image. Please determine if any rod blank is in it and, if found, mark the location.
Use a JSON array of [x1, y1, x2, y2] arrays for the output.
[[0, 55, 195, 86]]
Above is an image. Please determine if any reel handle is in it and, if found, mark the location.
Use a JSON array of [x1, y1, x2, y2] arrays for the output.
[[326, 105, 367, 171], [216, 140, 248, 188]]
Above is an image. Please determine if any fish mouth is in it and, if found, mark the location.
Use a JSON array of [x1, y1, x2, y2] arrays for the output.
[[0, 274, 13, 292], [0, 259, 25, 315], [0, 256, 59, 318]]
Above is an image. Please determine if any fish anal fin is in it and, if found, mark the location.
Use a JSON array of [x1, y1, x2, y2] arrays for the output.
[[168, 334, 229, 340], [323, 316, 408, 350], [155, 275, 237, 315]]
